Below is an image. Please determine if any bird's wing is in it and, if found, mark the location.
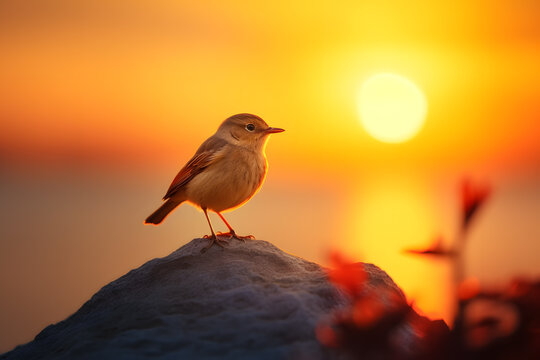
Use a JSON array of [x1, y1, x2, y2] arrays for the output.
[[163, 137, 228, 200]]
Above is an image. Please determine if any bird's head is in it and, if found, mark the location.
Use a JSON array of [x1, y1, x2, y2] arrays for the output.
[[217, 113, 284, 151]]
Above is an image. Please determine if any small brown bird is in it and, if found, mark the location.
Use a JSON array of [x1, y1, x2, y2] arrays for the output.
[[145, 113, 284, 252]]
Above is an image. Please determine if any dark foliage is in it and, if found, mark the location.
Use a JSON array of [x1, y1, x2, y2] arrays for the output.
[[318, 179, 539, 359]]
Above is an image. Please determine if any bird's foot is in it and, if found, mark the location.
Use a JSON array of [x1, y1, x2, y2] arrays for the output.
[[201, 234, 229, 253], [216, 231, 255, 242]]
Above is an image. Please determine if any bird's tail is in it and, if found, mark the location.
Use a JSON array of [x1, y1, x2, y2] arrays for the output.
[[145, 198, 183, 225]]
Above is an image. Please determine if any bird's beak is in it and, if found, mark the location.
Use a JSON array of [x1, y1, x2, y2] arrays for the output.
[[265, 127, 285, 134]]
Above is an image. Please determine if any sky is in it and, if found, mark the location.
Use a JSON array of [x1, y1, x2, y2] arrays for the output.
[[1, 0, 539, 353]]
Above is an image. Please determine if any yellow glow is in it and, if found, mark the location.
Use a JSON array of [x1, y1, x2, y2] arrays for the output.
[[1, 2, 539, 351], [358, 73, 427, 143], [344, 174, 454, 323]]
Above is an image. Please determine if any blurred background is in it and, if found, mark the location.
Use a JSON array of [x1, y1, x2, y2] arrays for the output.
[[1, 0, 539, 353]]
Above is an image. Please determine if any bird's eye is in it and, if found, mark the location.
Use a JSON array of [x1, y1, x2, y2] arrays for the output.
[[245, 123, 255, 132]]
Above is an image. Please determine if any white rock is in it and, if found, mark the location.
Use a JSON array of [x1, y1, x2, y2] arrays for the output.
[[1, 238, 404, 360]]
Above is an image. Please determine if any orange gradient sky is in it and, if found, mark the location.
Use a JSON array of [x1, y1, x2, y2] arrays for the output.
[[1, 0, 539, 353]]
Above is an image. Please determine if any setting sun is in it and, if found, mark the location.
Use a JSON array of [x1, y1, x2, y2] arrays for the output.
[[1, 0, 540, 356], [358, 73, 428, 143]]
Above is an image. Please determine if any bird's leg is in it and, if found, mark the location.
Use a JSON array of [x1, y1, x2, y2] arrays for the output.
[[216, 212, 255, 242], [201, 208, 229, 253]]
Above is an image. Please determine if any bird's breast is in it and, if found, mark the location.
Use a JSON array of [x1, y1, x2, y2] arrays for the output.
[[185, 149, 267, 212]]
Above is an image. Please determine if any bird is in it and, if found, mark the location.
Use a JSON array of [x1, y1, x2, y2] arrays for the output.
[[145, 113, 284, 252]]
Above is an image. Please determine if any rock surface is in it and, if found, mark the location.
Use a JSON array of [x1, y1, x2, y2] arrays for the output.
[[1, 238, 405, 360]]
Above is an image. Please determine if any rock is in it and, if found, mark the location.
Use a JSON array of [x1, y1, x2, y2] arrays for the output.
[[0, 238, 406, 360]]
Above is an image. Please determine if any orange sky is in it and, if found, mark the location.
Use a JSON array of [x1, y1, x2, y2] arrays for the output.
[[1, 0, 539, 171], [1, 0, 539, 353]]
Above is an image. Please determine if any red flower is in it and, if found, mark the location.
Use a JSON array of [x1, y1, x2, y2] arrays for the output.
[[352, 294, 385, 328], [461, 178, 491, 231], [327, 252, 367, 297]]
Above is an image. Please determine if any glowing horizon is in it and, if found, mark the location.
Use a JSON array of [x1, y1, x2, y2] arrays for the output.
[[1, 0, 539, 353]]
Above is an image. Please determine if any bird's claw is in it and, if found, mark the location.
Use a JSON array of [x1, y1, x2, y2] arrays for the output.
[[200, 234, 229, 253], [216, 231, 255, 242], [216, 231, 234, 239]]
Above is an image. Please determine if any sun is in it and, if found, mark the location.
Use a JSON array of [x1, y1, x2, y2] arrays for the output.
[[358, 73, 427, 143]]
